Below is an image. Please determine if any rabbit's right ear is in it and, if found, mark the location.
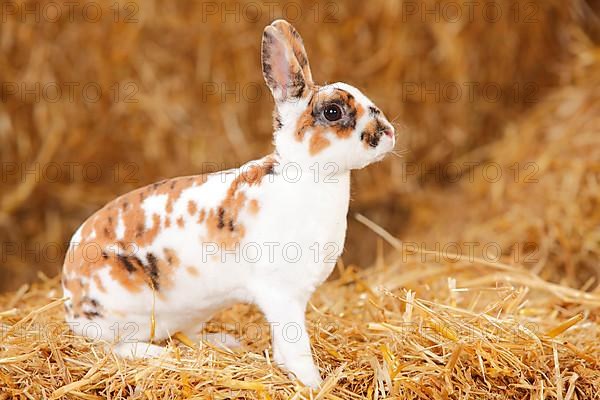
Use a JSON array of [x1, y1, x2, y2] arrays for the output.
[[262, 20, 313, 103]]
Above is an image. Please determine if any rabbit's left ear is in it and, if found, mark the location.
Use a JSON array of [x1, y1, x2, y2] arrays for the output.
[[262, 20, 314, 103]]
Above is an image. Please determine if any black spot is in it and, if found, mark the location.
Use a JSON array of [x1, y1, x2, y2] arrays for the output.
[[361, 130, 382, 148], [290, 26, 302, 42], [228, 220, 235, 232], [368, 106, 381, 116], [117, 254, 136, 273], [297, 51, 308, 68], [289, 69, 306, 98], [101, 251, 108, 259], [273, 110, 283, 130], [83, 310, 101, 319], [361, 119, 388, 148], [264, 163, 275, 176], [370, 132, 382, 147], [145, 253, 160, 290], [217, 208, 225, 229]]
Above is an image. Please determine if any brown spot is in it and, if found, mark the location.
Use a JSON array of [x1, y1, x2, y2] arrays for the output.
[[197, 209, 206, 223], [186, 266, 199, 276], [360, 119, 385, 148], [176, 216, 185, 228], [93, 275, 107, 293], [163, 248, 180, 267], [204, 156, 277, 249], [295, 92, 319, 141], [309, 131, 331, 155], [188, 200, 198, 216], [248, 199, 260, 215], [63, 174, 207, 297]]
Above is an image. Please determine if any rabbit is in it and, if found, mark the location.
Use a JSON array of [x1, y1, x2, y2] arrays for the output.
[[62, 19, 395, 388]]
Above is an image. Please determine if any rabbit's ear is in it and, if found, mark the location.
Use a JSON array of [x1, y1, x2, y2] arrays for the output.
[[269, 20, 313, 84], [262, 20, 313, 103]]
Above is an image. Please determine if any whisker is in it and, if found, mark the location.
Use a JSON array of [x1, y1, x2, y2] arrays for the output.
[[393, 150, 409, 156], [390, 113, 402, 123]]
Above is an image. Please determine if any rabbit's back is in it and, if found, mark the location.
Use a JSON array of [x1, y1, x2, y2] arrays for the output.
[[61, 156, 278, 326]]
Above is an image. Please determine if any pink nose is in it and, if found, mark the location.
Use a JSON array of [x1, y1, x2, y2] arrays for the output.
[[384, 129, 394, 138]]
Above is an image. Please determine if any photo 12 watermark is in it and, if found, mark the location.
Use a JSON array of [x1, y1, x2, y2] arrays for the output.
[[1, 162, 140, 185], [399, 81, 540, 104], [401, 1, 540, 24], [1, 81, 139, 104], [1, 1, 139, 23], [199, 1, 339, 23], [400, 161, 540, 184]]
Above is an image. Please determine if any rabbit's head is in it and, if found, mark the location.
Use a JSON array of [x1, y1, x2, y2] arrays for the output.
[[262, 20, 395, 171]]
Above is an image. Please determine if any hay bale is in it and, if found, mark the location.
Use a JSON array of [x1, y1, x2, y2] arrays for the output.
[[403, 33, 600, 287], [0, 0, 592, 290]]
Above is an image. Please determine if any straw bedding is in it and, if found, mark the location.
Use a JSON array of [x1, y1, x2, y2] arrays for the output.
[[1, 242, 600, 398], [1, 0, 600, 398]]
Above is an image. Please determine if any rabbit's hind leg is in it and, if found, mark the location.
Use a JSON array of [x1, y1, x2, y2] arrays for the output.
[[112, 341, 167, 359]]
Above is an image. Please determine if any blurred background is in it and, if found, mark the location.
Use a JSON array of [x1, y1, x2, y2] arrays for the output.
[[0, 0, 599, 293]]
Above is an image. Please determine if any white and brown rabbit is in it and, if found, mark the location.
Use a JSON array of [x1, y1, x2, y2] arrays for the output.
[[62, 19, 395, 388]]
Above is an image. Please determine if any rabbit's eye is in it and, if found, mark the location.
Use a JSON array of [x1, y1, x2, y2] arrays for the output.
[[323, 104, 342, 121]]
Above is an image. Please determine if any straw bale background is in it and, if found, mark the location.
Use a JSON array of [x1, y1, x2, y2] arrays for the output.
[[404, 30, 600, 288], [2, 0, 599, 291]]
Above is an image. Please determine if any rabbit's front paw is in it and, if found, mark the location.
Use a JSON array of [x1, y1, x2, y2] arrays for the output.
[[288, 361, 322, 389]]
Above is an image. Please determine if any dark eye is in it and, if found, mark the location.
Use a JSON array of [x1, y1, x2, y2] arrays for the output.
[[323, 104, 342, 121]]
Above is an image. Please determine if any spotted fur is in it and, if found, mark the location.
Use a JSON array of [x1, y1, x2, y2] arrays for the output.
[[63, 19, 395, 389]]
